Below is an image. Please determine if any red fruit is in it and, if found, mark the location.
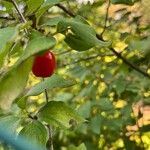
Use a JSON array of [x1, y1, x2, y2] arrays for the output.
[[32, 51, 56, 78]]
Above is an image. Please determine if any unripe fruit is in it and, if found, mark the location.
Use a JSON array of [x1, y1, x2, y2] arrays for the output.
[[32, 51, 56, 78]]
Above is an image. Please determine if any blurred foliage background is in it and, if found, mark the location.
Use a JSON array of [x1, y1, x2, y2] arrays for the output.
[[0, 0, 150, 150]]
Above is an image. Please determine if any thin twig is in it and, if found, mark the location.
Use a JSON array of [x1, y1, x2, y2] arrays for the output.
[[100, 0, 111, 37], [59, 53, 114, 68], [11, 0, 26, 23], [109, 47, 150, 78], [56, 4, 75, 17], [56, 49, 72, 55], [43, 79, 54, 150], [0, 16, 15, 20], [10, 0, 28, 34], [56, 3, 150, 79], [44, 89, 49, 103]]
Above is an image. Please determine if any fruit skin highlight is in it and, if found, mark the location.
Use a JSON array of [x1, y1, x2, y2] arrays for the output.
[[32, 51, 56, 78]]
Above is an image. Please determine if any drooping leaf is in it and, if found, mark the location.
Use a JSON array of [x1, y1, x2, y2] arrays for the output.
[[74, 15, 90, 25], [57, 20, 110, 51], [94, 98, 114, 111], [112, 76, 127, 96], [35, 0, 65, 26], [38, 101, 84, 128], [0, 115, 20, 134], [90, 115, 102, 134], [18, 35, 56, 63], [19, 120, 48, 146], [78, 101, 91, 118], [26, 0, 44, 15], [0, 58, 33, 110], [25, 74, 76, 97], [41, 16, 64, 27], [65, 33, 95, 51], [0, 26, 18, 67]]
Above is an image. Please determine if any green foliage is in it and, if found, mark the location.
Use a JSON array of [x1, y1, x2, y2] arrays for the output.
[[25, 74, 76, 96], [57, 18, 110, 51], [38, 101, 84, 128], [0, 58, 33, 110], [90, 115, 102, 134], [19, 121, 48, 146], [41, 16, 64, 27], [18, 35, 56, 63], [0, 115, 20, 134], [0, 26, 19, 67], [26, 0, 44, 16], [35, 0, 65, 25], [0, 0, 150, 149]]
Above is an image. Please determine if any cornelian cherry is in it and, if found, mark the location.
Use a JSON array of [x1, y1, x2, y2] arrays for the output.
[[32, 51, 56, 78]]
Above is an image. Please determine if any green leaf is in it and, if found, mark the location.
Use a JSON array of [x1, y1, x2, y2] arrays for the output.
[[25, 74, 76, 97], [0, 27, 17, 51], [10, 41, 23, 57], [38, 101, 84, 128], [129, 36, 150, 55], [35, 0, 64, 26], [74, 15, 90, 25], [57, 20, 69, 33], [111, 0, 135, 5], [18, 35, 56, 63], [90, 115, 102, 134], [58, 20, 110, 51], [95, 98, 114, 111], [1, 1, 13, 13], [78, 101, 91, 118], [0, 58, 33, 110], [53, 92, 73, 102], [16, 96, 28, 109], [29, 30, 44, 39], [65, 33, 95, 51], [106, 118, 123, 131], [19, 120, 48, 146], [0, 26, 18, 67], [0, 115, 20, 134], [68, 143, 87, 150], [26, 0, 44, 15], [112, 76, 127, 96], [41, 16, 64, 27]]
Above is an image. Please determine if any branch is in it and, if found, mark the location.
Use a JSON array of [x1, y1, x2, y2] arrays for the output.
[[56, 3, 150, 79], [56, 4, 75, 17], [59, 53, 114, 68], [10, 0, 26, 23], [10, 0, 28, 34], [109, 47, 150, 78], [56, 49, 72, 55], [100, 0, 111, 37], [0, 16, 15, 20]]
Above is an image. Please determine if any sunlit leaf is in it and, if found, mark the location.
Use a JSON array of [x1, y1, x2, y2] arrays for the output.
[[0, 58, 33, 110], [38, 101, 84, 128], [25, 74, 76, 96]]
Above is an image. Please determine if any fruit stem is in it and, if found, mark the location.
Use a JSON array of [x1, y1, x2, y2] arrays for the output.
[[43, 78, 54, 150], [44, 89, 49, 104]]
